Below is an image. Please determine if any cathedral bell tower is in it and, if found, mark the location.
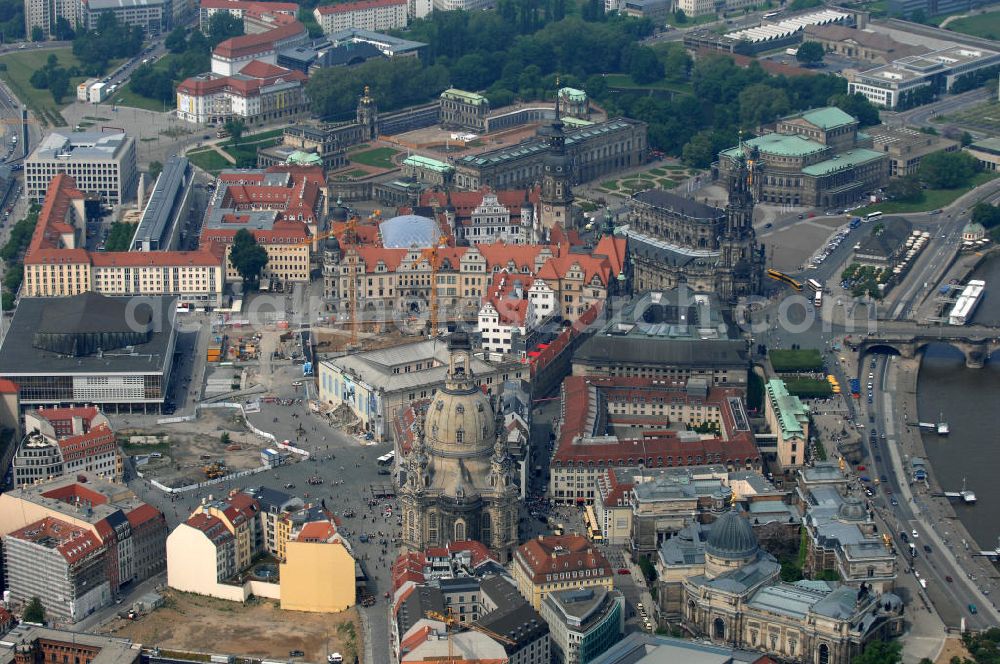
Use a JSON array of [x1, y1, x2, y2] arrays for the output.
[[539, 81, 573, 231], [717, 142, 765, 300]]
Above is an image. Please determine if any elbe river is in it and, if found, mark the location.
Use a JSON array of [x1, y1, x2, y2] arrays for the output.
[[916, 254, 1000, 551]]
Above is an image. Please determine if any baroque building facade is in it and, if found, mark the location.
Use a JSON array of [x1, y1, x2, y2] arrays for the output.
[[399, 334, 520, 562], [627, 150, 765, 301]]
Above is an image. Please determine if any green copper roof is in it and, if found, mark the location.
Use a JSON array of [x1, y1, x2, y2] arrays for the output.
[[791, 106, 856, 130], [801, 148, 884, 176], [287, 150, 322, 166], [559, 86, 587, 101], [765, 379, 809, 439], [721, 133, 827, 159], [562, 116, 594, 127], [441, 88, 487, 105], [404, 154, 453, 173]]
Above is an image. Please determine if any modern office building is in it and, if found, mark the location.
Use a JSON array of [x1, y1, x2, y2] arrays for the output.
[[541, 587, 624, 664], [25, 131, 138, 205], [868, 125, 959, 177], [848, 45, 1000, 109], [0, 293, 177, 413], [313, 0, 407, 34], [81, 0, 172, 33]]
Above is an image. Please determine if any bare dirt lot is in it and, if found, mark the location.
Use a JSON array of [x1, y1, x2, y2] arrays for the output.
[[936, 637, 971, 664], [124, 409, 266, 488], [101, 590, 363, 663]]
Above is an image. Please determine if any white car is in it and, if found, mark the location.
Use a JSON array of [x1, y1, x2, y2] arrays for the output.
[[911, 529, 919, 539]]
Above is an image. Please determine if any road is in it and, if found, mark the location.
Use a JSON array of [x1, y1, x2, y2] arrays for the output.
[[883, 87, 991, 129]]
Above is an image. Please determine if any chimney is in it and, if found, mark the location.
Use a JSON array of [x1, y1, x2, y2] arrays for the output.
[[71, 415, 84, 435]]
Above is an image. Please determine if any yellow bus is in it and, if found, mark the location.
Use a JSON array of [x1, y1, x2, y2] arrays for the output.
[[584, 505, 604, 543], [766, 268, 803, 291]]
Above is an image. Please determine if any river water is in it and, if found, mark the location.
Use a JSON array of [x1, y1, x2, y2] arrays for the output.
[[915, 254, 1000, 550]]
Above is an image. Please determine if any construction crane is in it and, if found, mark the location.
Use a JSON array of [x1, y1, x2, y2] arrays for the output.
[[425, 609, 516, 662], [410, 238, 448, 336]]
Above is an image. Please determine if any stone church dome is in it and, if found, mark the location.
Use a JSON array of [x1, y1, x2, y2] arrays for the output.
[[423, 334, 495, 458], [706, 510, 759, 561]]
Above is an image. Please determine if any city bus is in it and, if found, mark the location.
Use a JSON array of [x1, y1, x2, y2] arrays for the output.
[[864, 211, 883, 222], [763, 10, 782, 19], [376, 451, 395, 466], [806, 278, 823, 293], [813, 291, 823, 308], [766, 268, 803, 291]]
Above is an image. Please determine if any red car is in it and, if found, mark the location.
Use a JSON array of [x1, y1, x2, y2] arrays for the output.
[[617, 568, 631, 575], [857, 465, 866, 471]]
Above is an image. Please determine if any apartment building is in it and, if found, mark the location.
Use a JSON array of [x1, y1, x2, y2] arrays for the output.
[[199, 166, 324, 283], [26, 131, 138, 205], [199, 0, 298, 32], [13, 406, 120, 487], [512, 534, 614, 610], [478, 271, 556, 359], [0, 472, 167, 619], [21, 175, 226, 306], [25, 0, 80, 39], [313, 0, 407, 34], [5, 516, 110, 622], [81, 0, 171, 34]]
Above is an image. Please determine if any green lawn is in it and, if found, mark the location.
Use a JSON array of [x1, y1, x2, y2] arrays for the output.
[[945, 10, 1000, 37], [0, 48, 113, 126], [782, 377, 833, 398], [603, 73, 693, 95], [187, 148, 232, 175], [665, 12, 717, 27], [769, 348, 824, 372], [105, 54, 179, 112], [349, 146, 399, 169], [855, 172, 999, 215], [220, 128, 284, 149]]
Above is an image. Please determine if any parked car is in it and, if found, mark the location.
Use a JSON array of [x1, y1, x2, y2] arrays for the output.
[[617, 568, 631, 575]]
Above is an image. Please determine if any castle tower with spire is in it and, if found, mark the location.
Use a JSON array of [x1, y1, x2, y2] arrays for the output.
[[538, 81, 574, 231], [717, 143, 765, 299], [356, 86, 378, 141]]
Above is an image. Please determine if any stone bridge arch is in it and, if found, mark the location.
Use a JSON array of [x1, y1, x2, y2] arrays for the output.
[[859, 337, 997, 369]]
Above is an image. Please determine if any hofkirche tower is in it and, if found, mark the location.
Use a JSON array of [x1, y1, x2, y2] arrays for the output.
[[399, 333, 519, 562]]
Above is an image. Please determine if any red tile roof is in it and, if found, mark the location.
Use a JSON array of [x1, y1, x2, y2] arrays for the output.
[[33, 406, 100, 424], [24, 174, 89, 266], [56, 424, 116, 462], [553, 376, 759, 468], [0, 378, 17, 394], [238, 59, 291, 78], [296, 520, 338, 542], [201, 0, 299, 14], [419, 187, 540, 222], [315, 0, 405, 15], [482, 270, 538, 326], [40, 483, 110, 507], [186, 513, 234, 546], [515, 534, 612, 584], [593, 235, 626, 277], [126, 503, 164, 528], [219, 492, 260, 526], [9, 516, 105, 565], [214, 20, 306, 59]]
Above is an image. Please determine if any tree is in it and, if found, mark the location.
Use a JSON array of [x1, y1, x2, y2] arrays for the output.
[[31, 25, 43, 42], [961, 131, 974, 147], [149, 160, 163, 180], [972, 202, 1000, 229], [220, 431, 231, 445], [229, 229, 268, 287], [909, 8, 927, 23], [739, 84, 789, 127], [796, 41, 825, 66], [48, 69, 69, 103], [886, 174, 921, 202], [851, 640, 902, 664], [23, 597, 45, 623], [828, 92, 881, 127], [165, 26, 188, 53], [627, 45, 663, 84], [224, 118, 246, 145], [207, 11, 243, 48], [673, 8, 687, 23], [53, 16, 74, 40], [919, 151, 979, 189]]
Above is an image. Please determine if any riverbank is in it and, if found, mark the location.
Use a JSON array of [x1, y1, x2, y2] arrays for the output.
[[892, 356, 1000, 604]]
